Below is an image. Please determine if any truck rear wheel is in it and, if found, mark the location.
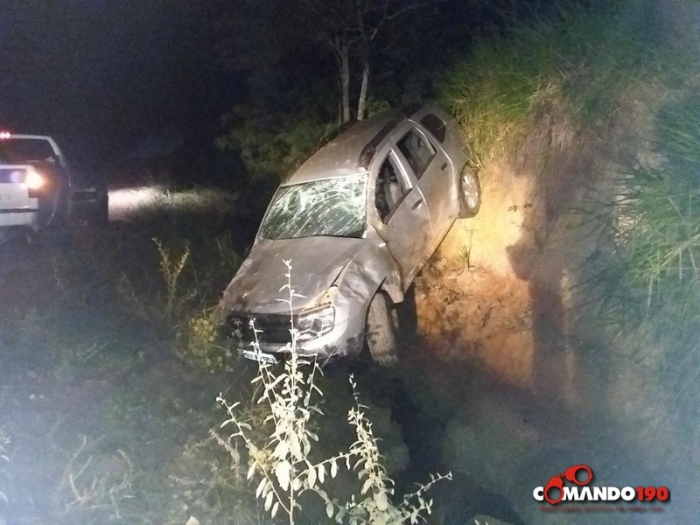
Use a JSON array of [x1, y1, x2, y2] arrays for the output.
[[458, 165, 481, 218], [366, 292, 399, 367]]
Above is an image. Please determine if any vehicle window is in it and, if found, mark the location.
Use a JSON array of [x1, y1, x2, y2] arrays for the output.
[[0, 139, 58, 164], [375, 154, 408, 222], [420, 114, 447, 143], [397, 129, 435, 179], [260, 175, 367, 240]]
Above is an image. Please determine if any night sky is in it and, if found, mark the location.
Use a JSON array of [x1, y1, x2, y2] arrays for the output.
[[0, 0, 541, 180], [0, 1, 230, 169]]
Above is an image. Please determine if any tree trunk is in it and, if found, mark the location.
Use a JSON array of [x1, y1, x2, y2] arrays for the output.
[[357, 54, 369, 121], [340, 39, 351, 124]]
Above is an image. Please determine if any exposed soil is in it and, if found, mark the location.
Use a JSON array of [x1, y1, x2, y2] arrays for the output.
[[384, 104, 692, 522]]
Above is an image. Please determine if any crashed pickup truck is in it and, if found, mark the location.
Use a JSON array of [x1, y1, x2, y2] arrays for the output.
[[220, 104, 481, 367], [0, 132, 108, 237]]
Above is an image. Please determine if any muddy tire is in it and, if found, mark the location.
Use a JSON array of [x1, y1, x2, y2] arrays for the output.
[[366, 292, 399, 367], [458, 165, 481, 218]]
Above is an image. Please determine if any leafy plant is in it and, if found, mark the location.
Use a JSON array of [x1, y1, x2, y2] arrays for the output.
[[338, 376, 451, 525], [154, 238, 191, 321], [214, 261, 450, 524], [177, 306, 235, 373], [217, 104, 336, 182], [115, 238, 195, 328]]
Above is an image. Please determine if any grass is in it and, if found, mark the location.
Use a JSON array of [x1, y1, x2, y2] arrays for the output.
[[0, 195, 253, 523], [438, 0, 700, 497], [605, 92, 700, 421], [439, 0, 698, 167], [0, 200, 447, 524]]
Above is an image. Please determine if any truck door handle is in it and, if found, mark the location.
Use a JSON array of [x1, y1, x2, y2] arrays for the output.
[[411, 199, 424, 210], [441, 162, 448, 171]]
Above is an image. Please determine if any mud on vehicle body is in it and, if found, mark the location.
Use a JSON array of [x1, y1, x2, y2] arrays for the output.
[[220, 104, 481, 366]]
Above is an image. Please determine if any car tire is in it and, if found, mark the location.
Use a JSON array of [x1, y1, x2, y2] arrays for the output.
[[366, 292, 399, 367], [458, 165, 481, 218]]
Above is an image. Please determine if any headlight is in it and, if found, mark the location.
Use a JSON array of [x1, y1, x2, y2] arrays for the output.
[[25, 168, 46, 191], [296, 305, 335, 342]]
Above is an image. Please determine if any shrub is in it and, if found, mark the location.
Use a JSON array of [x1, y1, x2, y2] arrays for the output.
[[212, 262, 450, 525], [217, 105, 336, 182], [176, 306, 235, 373], [439, 0, 697, 167]]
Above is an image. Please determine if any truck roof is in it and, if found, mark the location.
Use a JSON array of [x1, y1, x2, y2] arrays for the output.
[[283, 110, 406, 185]]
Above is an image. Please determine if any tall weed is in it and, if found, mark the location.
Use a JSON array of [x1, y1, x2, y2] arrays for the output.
[[213, 262, 450, 525]]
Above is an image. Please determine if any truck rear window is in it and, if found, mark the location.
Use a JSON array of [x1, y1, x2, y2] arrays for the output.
[[420, 113, 447, 143]]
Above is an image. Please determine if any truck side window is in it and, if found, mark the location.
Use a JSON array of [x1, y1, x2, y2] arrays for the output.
[[375, 155, 407, 222], [397, 129, 435, 179], [420, 113, 447, 143]]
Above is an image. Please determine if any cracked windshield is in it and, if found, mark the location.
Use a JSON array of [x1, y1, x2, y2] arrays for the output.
[[260, 175, 367, 239]]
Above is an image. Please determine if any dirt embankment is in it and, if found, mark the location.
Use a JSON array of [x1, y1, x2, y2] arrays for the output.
[[415, 93, 608, 404], [399, 89, 689, 523]]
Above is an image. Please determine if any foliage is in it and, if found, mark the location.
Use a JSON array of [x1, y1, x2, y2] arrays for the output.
[[215, 0, 500, 182], [624, 93, 700, 297], [438, 0, 700, 491], [115, 238, 193, 330], [0, 201, 254, 523], [176, 306, 235, 374], [439, 0, 698, 167], [217, 105, 336, 181], [154, 238, 191, 322], [597, 91, 700, 398], [166, 434, 261, 525], [214, 262, 449, 524], [127, 187, 239, 230], [113, 228, 242, 372], [339, 376, 451, 525], [439, 0, 700, 362]]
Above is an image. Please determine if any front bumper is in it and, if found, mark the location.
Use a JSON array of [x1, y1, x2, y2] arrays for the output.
[[226, 307, 366, 364]]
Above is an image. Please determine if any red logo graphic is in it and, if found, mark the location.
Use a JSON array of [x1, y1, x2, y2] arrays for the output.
[[543, 464, 593, 504]]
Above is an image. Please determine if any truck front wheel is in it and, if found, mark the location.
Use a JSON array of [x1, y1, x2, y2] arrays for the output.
[[365, 292, 399, 367]]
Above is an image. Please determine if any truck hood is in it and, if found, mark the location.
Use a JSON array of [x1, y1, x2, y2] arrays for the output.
[[221, 236, 367, 313]]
